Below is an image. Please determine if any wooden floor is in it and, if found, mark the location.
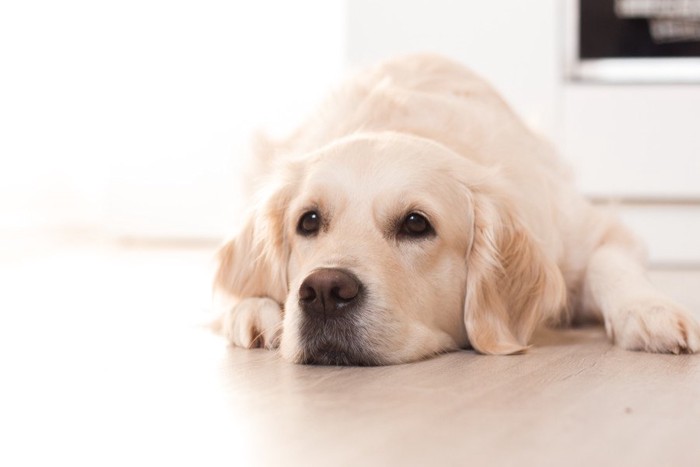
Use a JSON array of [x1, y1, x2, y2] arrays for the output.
[[2, 240, 699, 466]]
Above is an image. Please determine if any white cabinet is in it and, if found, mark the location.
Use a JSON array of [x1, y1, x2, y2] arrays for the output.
[[563, 85, 700, 199]]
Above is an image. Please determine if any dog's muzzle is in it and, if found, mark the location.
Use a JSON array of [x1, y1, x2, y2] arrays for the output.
[[297, 268, 378, 365]]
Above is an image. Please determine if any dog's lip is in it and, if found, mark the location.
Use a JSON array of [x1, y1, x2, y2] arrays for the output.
[[301, 341, 379, 366], [314, 343, 346, 356], [315, 347, 346, 362], [307, 341, 348, 358]]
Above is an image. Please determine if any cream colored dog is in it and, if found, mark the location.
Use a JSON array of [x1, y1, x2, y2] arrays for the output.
[[213, 54, 700, 365]]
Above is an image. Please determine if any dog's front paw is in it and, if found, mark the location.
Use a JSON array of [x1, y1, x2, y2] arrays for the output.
[[608, 297, 700, 354], [220, 297, 283, 349]]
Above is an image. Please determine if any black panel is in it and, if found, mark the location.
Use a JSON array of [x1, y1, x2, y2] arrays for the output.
[[579, 0, 700, 59]]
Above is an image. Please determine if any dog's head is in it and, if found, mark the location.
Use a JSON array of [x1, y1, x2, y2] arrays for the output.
[[216, 133, 565, 365]]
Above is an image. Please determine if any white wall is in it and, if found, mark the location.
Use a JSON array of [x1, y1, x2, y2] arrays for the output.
[[0, 0, 345, 239]]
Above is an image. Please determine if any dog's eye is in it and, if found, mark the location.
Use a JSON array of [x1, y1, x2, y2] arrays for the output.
[[399, 212, 434, 239], [297, 211, 321, 236]]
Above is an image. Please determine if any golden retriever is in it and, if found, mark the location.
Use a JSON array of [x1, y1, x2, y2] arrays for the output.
[[213, 54, 700, 365]]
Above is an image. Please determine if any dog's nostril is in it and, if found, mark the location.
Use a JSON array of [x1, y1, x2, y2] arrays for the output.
[[299, 284, 317, 302], [331, 283, 358, 302]]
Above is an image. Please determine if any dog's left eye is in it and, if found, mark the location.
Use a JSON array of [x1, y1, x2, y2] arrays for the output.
[[399, 212, 434, 239], [297, 211, 321, 236]]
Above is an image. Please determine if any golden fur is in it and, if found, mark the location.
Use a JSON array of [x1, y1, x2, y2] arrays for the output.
[[213, 54, 700, 364]]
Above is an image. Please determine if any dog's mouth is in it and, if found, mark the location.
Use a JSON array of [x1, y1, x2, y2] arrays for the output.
[[297, 316, 382, 366], [299, 342, 380, 366]]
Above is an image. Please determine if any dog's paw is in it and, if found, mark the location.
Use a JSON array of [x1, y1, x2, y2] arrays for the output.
[[219, 297, 283, 349], [608, 297, 700, 354]]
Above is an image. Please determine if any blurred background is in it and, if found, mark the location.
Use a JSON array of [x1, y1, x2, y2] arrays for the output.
[[1, 0, 699, 265]]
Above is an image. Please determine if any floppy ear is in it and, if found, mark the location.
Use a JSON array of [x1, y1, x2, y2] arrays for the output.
[[214, 166, 299, 304], [464, 188, 566, 355]]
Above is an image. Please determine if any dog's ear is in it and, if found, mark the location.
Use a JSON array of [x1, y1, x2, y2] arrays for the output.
[[463, 186, 566, 355], [214, 163, 300, 304]]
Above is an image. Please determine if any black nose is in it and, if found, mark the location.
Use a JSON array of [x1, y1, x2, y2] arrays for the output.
[[299, 268, 362, 318]]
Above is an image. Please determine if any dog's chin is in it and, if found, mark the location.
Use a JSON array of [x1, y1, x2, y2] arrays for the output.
[[283, 324, 384, 366], [298, 342, 382, 366], [281, 312, 451, 366], [281, 303, 383, 366]]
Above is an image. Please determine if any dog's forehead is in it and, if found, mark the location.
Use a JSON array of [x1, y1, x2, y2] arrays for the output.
[[305, 135, 460, 194], [296, 136, 471, 245]]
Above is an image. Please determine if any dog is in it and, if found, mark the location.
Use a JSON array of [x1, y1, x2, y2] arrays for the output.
[[212, 54, 700, 365]]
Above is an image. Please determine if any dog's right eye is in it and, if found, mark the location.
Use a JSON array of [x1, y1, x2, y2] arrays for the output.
[[398, 212, 434, 240], [297, 211, 321, 236]]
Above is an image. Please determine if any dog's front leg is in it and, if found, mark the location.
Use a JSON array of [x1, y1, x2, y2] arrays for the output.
[[214, 297, 283, 349], [582, 226, 700, 353]]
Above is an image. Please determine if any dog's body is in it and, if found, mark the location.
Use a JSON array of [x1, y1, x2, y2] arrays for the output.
[[214, 54, 699, 364]]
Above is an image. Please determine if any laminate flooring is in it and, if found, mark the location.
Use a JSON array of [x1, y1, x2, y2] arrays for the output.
[[2, 240, 698, 466]]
